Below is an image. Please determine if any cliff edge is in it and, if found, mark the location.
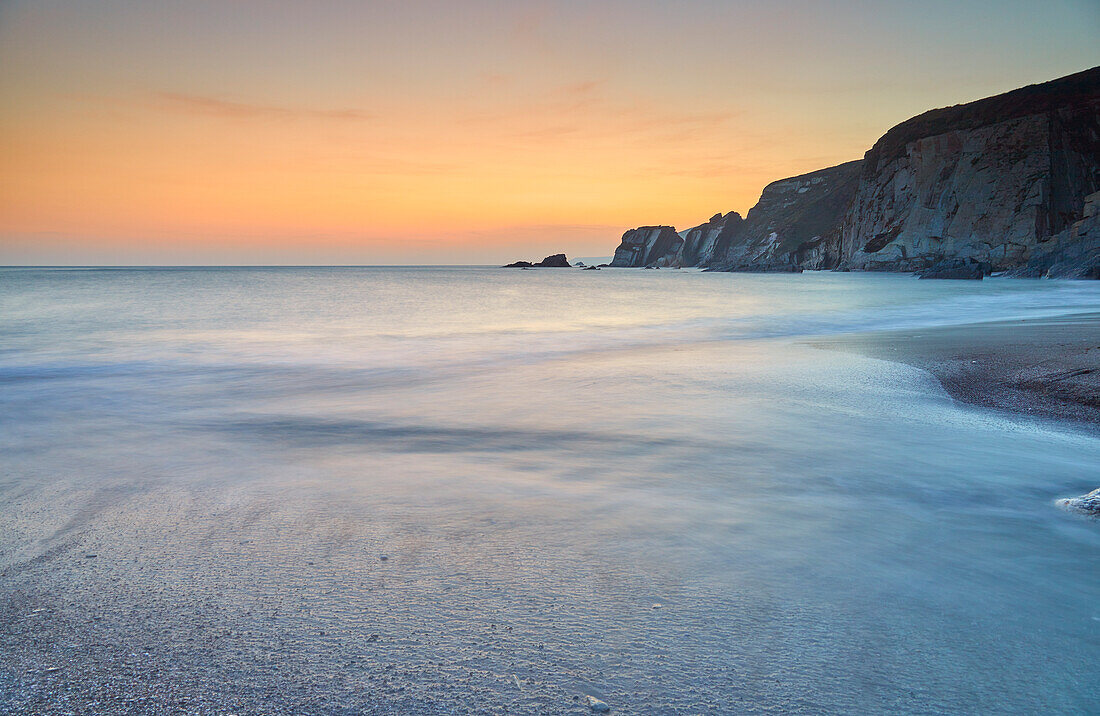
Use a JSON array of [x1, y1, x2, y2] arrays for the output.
[[841, 66, 1100, 274], [607, 66, 1100, 278]]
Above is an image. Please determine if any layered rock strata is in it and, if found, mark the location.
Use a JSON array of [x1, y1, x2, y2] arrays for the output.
[[841, 67, 1100, 273], [609, 226, 683, 267], [607, 66, 1100, 278]]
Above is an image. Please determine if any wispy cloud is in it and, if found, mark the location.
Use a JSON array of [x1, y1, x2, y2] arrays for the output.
[[153, 92, 372, 122]]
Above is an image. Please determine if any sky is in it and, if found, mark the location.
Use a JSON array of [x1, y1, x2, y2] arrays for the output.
[[1, 1, 1097, 265]]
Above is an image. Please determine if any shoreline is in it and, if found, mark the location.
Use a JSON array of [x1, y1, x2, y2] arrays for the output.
[[811, 313, 1100, 430]]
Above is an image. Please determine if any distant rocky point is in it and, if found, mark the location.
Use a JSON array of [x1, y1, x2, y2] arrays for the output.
[[609, 66, 1100, 278], [503, 253, 572, 268]]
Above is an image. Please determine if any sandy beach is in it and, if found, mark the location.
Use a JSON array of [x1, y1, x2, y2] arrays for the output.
[[813, 312, 1100, 429], [2, 268, 1098, 714]]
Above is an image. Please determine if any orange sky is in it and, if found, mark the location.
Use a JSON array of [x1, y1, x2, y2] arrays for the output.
[[1, 1, 1097, 264]]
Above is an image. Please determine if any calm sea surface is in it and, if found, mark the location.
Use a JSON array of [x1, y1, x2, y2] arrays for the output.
[[1, 267, 1098, 714]]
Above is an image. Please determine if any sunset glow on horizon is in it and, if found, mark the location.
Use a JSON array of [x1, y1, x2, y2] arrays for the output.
[[2, 0, 1097, 264]]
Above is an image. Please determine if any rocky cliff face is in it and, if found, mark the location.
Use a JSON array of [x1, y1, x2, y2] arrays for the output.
[[607, 66, 1100, 278], [680, 212, 742, 266], [706, 161, 863, 271], [840, 67, 1100, 273], [611, 161, 861, 271], [1011, 190, 1100, 278], [610, 226, 683, 267]]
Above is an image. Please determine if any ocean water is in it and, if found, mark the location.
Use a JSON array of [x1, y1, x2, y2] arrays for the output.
[[1, 266, 1098, 714]]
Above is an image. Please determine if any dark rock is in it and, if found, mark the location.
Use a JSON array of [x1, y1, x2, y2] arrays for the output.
[[842, 66, 1100, 273], [502, 254, 572, 268], [918, 257, 989, 280], [605, 67, 1100, 278], [1009, 191, 1100, 278], [681, 212, 743, 266], [582, 266, 601, 270], [722, 263, 804, 274], [535, 253, 571, 267], [707, 161, 863, 271], [610, 226, 683, 267]]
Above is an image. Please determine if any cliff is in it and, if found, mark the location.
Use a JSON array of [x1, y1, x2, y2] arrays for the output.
[[840, 66, 1100, 273], [706, 160, 863, 271], [610, 161, 860, 271], [1011, 190, 1100, 278], [610, 226, 684, 267], [680, 212, 743, 266], [607, 66, 1100, 278]]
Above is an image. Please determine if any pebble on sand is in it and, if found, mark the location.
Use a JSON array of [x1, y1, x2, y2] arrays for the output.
[[585, 695, 611, 712]]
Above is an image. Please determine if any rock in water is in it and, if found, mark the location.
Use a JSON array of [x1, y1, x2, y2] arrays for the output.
[[1058, 488, 1100, 515], [502, 254, 572, 268], [535, 254, 571, 267], [585, 695, 611, 712]]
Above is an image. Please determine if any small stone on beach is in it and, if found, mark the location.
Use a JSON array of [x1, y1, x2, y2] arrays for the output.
[[586, 695, 611, 712]]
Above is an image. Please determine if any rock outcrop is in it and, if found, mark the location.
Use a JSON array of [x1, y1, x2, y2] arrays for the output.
[[503, 253, 572, 268], [609, 161, 861, 271], [680, 212, 743, 266], [610, 226, 683, 267], [917, 257, 990, 280], [1009, 190, 1100, 278], [840, 66, 1100, 273], [706, 161, 863, 271], [606, 66, 1100, 278]]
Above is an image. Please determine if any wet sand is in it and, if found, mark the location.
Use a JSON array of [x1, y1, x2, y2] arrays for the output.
[[813, 313, 1100, 429], [3, 279, 1100, 714]]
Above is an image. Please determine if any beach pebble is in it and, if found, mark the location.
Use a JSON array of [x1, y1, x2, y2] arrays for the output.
[[379, 555, 389, 561], [585, 695, 611, 712], [651, 603, 662, 609], [1057, 488, 1100, 515]]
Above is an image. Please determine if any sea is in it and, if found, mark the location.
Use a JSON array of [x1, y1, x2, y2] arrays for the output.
[[1, 266, 1098, 714]]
